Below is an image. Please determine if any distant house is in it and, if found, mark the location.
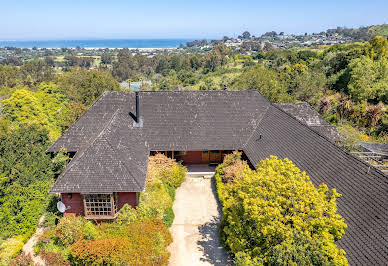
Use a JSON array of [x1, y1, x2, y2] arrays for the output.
[[48, 91, 387, 265]]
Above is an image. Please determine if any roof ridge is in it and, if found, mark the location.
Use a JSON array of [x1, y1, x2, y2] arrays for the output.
[[242, 105, 270, 148], [101, 127, 144, 190], [47, 91, 111, 152], [271, 103, 388, 178], [102, 135, 143, 190], [50, 109, 121, 192]]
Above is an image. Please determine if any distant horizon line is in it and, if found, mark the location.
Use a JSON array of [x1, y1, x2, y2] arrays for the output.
[[0, 38, 201, 42]]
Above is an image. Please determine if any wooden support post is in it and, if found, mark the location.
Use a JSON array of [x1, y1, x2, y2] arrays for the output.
[[82, 194, 88, 217], [111, 193, 115, 217]]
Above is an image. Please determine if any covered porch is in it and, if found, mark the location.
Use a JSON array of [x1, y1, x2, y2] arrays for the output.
[[185, 164, 216, 178], [150, 150, 234, 165]]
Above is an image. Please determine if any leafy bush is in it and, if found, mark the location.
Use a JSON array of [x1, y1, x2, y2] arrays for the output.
[[216, 155, 348, 265], [0, 124, 53, 239], [215, 151, 246, 203], [34, 226, 56, 255], [267, 233, 339, 266], [0, 236, 25, 265], [130, 153, 186, 223], [164, 183, 176, 201], [221, 158, 248, 184], [139, 183, 173, 220], [146, 153, 186, 187], [230, 66, 293, 103], [9, 252, 34, 266], [114, 204, 139, 225], [70, 218, 172, 265], [40, 247, 70, 266], [160, 164, 186, 188], [347, 56, 387, 103], [55, 216, 97, 246], [163, 207, 175, 228]]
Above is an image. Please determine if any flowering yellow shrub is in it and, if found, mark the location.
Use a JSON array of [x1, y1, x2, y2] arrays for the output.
[[216, 155, 348, 265], [0, 236, 25, 265]]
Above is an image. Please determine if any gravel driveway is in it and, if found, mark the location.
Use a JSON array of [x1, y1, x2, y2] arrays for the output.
[[168, 175, 232, 266]]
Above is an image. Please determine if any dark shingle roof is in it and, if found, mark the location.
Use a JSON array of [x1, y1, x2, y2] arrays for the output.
[[49, 90, 270, 193], [244, 105, 387, 265], [49, 91, 387, 265], [359, 141, 388, 156], [274, 102, 342, 143]]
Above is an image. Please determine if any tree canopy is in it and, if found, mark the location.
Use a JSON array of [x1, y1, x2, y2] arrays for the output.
[[215, 153, 348, 265]]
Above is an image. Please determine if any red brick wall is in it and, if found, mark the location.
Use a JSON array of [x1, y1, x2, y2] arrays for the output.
[[61, 192, 137, 217], [179, 150, 202, 164], [61, 193, 84, 216], [117, 192, 137, 209]]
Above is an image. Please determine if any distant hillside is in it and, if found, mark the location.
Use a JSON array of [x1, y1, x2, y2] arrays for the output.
[[368, 24, 388, 36], [327, 24, 388, 41]]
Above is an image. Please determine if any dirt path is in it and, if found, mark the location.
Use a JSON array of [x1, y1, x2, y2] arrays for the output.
[[168, 176, 232, 266], [22, 216, 46, 266]]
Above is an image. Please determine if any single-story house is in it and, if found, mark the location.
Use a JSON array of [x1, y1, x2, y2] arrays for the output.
[[48, 91, 387, 265]]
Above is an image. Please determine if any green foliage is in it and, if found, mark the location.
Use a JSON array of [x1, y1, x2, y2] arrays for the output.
[[215, 155, 348, 265], [231, 66, 293, 102], [55, 216, 97, 246], [57, 68, 120, 105], [51, 149, 69, 178], [114, 204, 139, 225], [160, 164, 187, 188], [266, 233, 339, 266], [280, 64, 326, 103], [163, 207, 175, 228], [139, 183, 174, 221], [347, 56, 387, 102], [0, 124, 53, 238], [0, 236, 25, 265], [164, 183, 176, 201], [70, 219, 172, 265], [40, 248, 70, 266], [1, 88, 68, 139]]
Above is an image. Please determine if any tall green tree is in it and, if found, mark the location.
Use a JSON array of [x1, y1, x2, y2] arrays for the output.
[[0, 124, 53, 238], [231, 66, 292, 102], [57, 68, 120, 106], [347, 56, 388, 103]]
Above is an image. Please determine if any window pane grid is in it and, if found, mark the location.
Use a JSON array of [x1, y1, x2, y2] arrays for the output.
[[84, 193, 117, 217]]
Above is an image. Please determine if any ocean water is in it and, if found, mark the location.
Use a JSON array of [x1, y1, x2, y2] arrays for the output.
[[0, 39, 194, 48]]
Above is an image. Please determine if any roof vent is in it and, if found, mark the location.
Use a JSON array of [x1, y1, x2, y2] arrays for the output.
[[130, 92, 143, 127]]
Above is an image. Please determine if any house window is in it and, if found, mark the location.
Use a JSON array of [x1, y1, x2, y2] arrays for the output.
[[210, 150, 220, 154], [83, 193, 117, 218]]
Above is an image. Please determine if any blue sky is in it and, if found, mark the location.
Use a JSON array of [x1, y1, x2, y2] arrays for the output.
[[1, 0, 387, 40]]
